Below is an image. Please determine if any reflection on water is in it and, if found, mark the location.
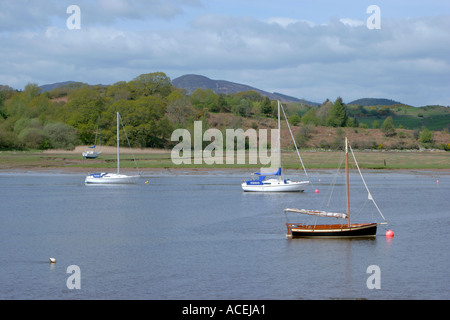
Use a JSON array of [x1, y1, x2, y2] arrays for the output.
[[0, 170, 449, 299]]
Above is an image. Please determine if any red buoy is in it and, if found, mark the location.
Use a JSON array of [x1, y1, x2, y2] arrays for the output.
[[386, 230, 394, 237], [315, 189, 319, 193]]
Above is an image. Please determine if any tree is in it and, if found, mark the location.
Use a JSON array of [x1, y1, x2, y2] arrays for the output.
[[129, 72, 172, 98], [301, 108, 320, 125], [0, 85, 15, 117], [420, 127, 433, 143], [61, 87, 106, 126], [381, 116, 396, 137], [106, 81, 131, 101], [260, 97, 272, 115], [232, 99, 252, 117], [326, 97, 348, 127], [23, 83, 41, 101], [44, 122, 79, 150], [288, 114, 301, 126], [18, 127, 45, 149], [372, 120, 380, 129], [167, 96, 194, 126], [190, 89, 218, 111], [217, 94, 229, 112]]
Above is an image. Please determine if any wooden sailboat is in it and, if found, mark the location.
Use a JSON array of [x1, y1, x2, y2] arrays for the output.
[[284, 137, 387, 238], [241, 101, 309, 192], [85, 112, 139, 184]]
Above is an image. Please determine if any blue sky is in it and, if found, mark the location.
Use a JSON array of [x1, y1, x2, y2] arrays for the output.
[[1, 0, 449, 106]]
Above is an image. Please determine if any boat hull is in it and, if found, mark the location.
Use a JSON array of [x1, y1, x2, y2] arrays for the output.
[[242, 180, 309, 192], [82, 151, 101, 159], [286, 223, 377, 238], [85, 173, 138, 184]]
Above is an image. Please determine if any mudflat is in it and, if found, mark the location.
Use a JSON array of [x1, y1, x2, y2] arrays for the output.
[[1, 146, 449, 172]]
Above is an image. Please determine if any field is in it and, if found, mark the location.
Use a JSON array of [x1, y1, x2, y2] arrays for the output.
[[347, 104, 450, 131], [1, 146, 449, 171]]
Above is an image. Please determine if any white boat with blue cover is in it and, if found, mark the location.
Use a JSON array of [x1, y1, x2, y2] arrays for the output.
[[85, 172, 138, 184], [85, 112, 139, 185], [241, 101, 309, 192], [241, 168, 309, 192]]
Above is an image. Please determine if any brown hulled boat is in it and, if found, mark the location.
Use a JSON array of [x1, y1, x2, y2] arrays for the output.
[[284, 138, 387, 238]]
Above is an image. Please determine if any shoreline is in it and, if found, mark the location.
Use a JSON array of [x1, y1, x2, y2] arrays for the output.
[[1, 146, 449, 173]]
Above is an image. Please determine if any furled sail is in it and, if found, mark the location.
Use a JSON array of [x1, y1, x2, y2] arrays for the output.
[[284, 208, 348, 219]]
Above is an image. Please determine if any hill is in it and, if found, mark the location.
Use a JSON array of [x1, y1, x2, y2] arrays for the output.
[[172, 74, 318, 105], [1, 71, 449, 153], [348, 98, 404, 106], [39, 81, 78, 92]]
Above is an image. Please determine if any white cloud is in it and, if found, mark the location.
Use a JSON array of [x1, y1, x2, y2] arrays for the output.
[[266, 17, 315, 28], [1, 1, 449, 106], [339, 18, 365, 27]]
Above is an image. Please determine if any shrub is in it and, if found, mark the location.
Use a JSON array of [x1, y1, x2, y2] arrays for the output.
[[288, 114, 301, 126], [18, 127, 45, 149], [381, 117, 396, 137], [419, 128, 433, 143], [44, 122, 79, 150]]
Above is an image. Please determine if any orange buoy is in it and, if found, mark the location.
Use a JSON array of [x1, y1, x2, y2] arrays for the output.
[[386, 230, 394, 237]]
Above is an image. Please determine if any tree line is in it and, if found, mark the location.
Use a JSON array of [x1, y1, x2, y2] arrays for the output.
[[0, 72, 442, 151]]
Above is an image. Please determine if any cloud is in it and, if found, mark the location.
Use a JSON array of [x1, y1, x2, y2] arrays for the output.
[[0, 1, 64, 31], [0, 0, 202, 31], [180, 14, 450, 105], [1, 1, 449, 106]]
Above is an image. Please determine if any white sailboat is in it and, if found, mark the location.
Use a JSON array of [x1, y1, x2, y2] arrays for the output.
[[82, 116, 102, 159], [85, 112, 139, 184], [241, 101, 309, 192]]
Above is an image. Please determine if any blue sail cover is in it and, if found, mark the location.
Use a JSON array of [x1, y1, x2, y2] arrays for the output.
[[245, 168, 281, 185], [89, 145, 96, 148], [90, 172, 108, 178]]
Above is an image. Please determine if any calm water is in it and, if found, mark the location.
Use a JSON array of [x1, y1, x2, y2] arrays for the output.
[[0, 169, 449, 300]]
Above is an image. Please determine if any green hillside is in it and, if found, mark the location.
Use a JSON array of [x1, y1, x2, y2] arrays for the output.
[[1, 72, 449, 152], [347, 104, 450, 131]]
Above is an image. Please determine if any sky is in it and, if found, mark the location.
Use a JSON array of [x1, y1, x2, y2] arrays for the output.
[[1, 0, 449, 106]]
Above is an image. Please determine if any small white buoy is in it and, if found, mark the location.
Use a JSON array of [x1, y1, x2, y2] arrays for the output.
[[49, 258, 56, 263]]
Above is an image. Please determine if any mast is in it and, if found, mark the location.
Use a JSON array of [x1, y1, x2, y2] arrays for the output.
[[117, 112, 120, 175], [345, 137, 350, 227], [98, 115, 101, 152], [278, 101, 282, 181]]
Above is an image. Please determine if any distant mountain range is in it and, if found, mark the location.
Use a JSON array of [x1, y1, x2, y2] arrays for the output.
[[37, 75, 409, 107], [171, 74, 318, 105], [39, 81, 79, 92]]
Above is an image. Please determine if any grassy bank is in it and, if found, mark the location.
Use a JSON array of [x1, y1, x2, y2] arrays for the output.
[[1, 148, 449, 171]]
